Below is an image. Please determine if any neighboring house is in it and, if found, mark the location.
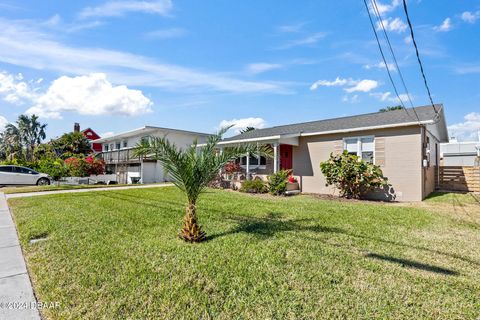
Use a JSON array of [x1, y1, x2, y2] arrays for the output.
[[73, 123, 102, 153], [93, 126, 210, 184], [440, 137, 480, 166], [219, 105, 449, 201]]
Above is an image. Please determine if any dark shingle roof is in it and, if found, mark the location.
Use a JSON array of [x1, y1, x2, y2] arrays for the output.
[[224, 104, 443, 141]]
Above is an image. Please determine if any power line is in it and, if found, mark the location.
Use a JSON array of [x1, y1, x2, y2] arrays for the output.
[[362, 0, 407, 111], [402, 0, 438, 116], [370, 0, 421, 123]]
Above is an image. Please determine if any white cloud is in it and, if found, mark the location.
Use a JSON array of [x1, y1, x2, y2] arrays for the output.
[[364, 61, 396, 72], [219, 117, 266, 134], [310, 77, 378, 93], [434, 18, 452, 32], [370, 91, 413, 103], [0, 18, 287, 94], [144, 28, 186, 39], [377, 17, 407, 33], [344, 79, 378, 93], [277, 22, 307, 33], [0, 71, 38, 105], [26, 73, 153, 119], [342, 94, 359, 103], [277, 32, 327, 49], [461, 11, 480, 24], [448, 112, 480, 141], [79, 0, 173, 19], [371, 0, 401, 15], [246, 63, 283, 75], [310, 77, 348, 90], [0, 115, 8, 132]]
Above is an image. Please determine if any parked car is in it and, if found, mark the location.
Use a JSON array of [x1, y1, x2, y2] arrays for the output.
[[0, 165, 51, 186]]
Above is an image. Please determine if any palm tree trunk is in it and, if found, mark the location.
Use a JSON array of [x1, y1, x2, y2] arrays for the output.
[[178, 203, 206, 242]]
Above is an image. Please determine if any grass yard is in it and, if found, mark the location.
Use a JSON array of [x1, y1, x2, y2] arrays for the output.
[[1, 183, 142, 194], [8, 188, 480, 319]]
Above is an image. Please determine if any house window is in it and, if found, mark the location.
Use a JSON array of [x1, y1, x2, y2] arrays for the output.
[[123, 140, 128, 148], [344, 136, 374, 163], [115, 142, 121, 150], [238, 155, 267, 168], [140, 136, 150, 144], [104, 144, 109, 152]]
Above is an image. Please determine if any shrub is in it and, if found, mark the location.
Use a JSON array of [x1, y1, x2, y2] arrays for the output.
[[240, 179, 267, 193], [267, 170, 290, 196], [65, 156, 105, 177], [320, 151, 388, 199], [224, 162, 241, 175], [37, 158, 68, 182]]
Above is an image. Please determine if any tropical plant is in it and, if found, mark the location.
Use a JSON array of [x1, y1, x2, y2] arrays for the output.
[[64, 156, 105, 177], [240, 126, 256, 134], [320, 151, 388, 199], [133, 127, 272, 242], [240, 179, 267, 194], [16, 114, 47, 161], [267, 170, 290, 195], [53, 131, 92, 157], [0, 123, 23, 160]]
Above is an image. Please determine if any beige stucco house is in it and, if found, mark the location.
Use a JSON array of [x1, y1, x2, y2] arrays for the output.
[[219, 105, 448, 201]]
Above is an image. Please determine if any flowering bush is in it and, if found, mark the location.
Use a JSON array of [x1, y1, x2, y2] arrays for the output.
[[65, 156, 105, 177], [224, 162, 241, 174], [320, 151, 388, 199]]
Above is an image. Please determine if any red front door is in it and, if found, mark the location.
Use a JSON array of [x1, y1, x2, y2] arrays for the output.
[[280, 144, 293, 170]]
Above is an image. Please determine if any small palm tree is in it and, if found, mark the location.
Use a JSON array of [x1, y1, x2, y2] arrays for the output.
[[133, 127, 271, 243]]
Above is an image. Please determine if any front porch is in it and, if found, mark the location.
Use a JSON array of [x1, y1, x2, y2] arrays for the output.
[[217, 135, 299, 190]]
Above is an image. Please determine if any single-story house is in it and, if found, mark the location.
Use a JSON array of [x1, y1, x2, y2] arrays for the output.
[[440, 138, 480, 166], [218, 104, 449, 201], [92, 126, 210, 184]]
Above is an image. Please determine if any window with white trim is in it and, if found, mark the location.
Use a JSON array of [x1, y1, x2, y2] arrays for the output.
[[236, 155, 267, 168], [344, 136, 374, 163]]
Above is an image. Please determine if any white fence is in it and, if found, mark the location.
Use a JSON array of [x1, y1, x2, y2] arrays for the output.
[[60, 174, 117, 185]]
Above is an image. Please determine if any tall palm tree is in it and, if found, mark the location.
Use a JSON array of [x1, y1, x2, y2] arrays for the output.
[[133, 127, 271, 242], [0, 123, 22, 160], [17, 114, 47, 161]]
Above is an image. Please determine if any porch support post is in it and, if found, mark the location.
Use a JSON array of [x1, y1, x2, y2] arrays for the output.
[[218, 147, 224, 176], [273, 142, 279, 173], [246, 152, 250, 180]]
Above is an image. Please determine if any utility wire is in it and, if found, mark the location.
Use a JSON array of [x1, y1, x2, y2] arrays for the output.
[[370, 0, 421, 123], [402, 0, 438, 116], [362, 0, 407, 111]]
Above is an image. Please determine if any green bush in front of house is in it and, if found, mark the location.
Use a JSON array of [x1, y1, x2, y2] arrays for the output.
[[320, 151, 388, 199], [267, 170, 290, 196], [240, 179, 267, 194]]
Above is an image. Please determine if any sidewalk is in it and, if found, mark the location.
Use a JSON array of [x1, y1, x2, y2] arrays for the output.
[[5, 183, 173, 199], [0, 193, 41, 320]]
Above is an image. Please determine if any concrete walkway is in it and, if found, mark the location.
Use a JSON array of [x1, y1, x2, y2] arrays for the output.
[[5, 183, 173, 199], [0, 193, 41, 320]]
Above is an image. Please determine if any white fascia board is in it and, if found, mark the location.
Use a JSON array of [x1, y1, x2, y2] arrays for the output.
[[216, 135, 282, 145], [299, 121, 433, 137]]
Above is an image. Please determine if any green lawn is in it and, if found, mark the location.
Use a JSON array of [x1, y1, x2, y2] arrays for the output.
[[8, 188, 480, 319], [1, 183, 139, 194]]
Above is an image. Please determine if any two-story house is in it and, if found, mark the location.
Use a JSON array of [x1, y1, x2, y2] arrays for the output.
[[93, 126, 210, 184]]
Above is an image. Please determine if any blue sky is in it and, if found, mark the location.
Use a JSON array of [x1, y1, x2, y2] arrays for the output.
[[0, 0, 479, 141]]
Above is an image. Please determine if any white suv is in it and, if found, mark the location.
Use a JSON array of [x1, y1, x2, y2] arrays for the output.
[[0, 165, 51, 186]]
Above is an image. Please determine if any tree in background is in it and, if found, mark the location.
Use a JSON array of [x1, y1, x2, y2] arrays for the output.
[[379, 105, 405, 113], [0, 122, 23, 160], [53, 132, 92, 158], [17, 114, 47, 161], [0, 114, 47, 162]]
